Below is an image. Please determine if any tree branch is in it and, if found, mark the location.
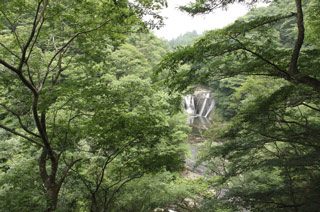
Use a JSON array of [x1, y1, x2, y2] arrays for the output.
[[71, 166, 94, 194], [104, 173, 144, 211], [41, 19, 112, 89], [94, 156, 112, 194], [25, 62, 36, 87], [52, 52, 74, 85], [0, 9, 23, 50], [32, 94, 55, 160], [0, 104, 41, 138], [0, 42, 21, 60], [230, 37, 290, 79], [232, 13, 296, 37], [302, 103, 320, 112], [26, 15, 45, 66], [0, 124, 44, 147], [289, 0, 304, 75], [0, 58, 19, 73], [58, 158, 82, 188], [18, 0, 45, 72]]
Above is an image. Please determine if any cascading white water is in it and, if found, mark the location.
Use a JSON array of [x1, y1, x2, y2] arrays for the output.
[[198, 93, 210, 116], [184, 92, 215, 118], [204, 99, 215, 118], [184, 94, 196, 114]]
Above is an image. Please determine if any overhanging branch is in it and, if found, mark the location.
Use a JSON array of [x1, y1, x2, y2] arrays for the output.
[[0, 124, 44, 147], [0, 58, 19, 73]]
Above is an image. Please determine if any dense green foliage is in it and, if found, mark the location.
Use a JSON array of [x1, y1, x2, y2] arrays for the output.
[[157, 0, 320, 211], [0, 1, 199, 211], [1, 0, 320, 211]]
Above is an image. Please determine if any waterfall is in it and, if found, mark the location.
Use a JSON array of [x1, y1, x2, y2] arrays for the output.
[[184, 91, 214, 118], [184, 94, 196, 115], [198, 93, 210, 116], [204, 99, 215, 118], [185, 92, 213, 178]]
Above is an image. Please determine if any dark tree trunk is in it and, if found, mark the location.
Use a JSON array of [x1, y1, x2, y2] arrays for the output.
[[39, 149, 60, 212], [45, 184, 59, 212]]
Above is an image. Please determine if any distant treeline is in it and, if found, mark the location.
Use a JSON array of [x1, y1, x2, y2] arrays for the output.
[[168, 30, 202, 47]]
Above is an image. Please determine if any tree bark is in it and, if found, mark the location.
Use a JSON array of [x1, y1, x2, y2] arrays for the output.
[[46, 184, 59, 212], [39, 149, 82, 211], [38, 149, 60, 212]]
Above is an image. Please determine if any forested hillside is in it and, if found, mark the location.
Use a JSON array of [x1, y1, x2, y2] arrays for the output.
[[168, 30, 201, 48], [1, 0, 320, 212]]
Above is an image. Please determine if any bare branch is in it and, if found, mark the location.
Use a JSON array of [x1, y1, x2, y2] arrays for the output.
[[295, 75, 320, 93], [36, 0, 48, 26], [0, 9, 23, 50], [63, 110, 74, 146], [302, 103, 320, 113], [25, 62, 36, 87], [104, 173, 144, 210], [94, 156, 112, 194], [0, 58, 19, 73], [16, 70, 38, 94], [26, 15, 46, 65], [18, 0, 45, 71], [0, 104, 41, 138], [52, 36, 58, 51], [71, 166, 94, 194], [0, 124, 44, 147], [0, 42, 21, 60], [0, 2, 45, 95], [52, 45, 73, 85], [49, 110, 58, 143], [230, 39, 320, 93], [39, 149, 49, 182], [40, 111, 48, 139], [58, 157, 82, 188]]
